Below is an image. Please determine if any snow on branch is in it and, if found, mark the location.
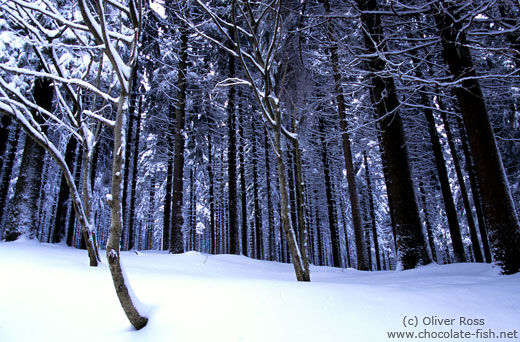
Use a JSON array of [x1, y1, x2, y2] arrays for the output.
[[83, 110, 116, 128], [216, 78, 251, 87], [0, 65, 119, 103]]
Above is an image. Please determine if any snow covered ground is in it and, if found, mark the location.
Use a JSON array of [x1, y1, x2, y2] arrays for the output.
[[0, 239, 518, 342]]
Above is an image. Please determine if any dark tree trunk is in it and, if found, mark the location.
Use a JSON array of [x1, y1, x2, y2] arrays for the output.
[[127, 96, 143, 251], [264, 126, 275, 261], [207, 135, 216, 255], [66, 144, 82, 247], [417, 83, 466, 262], [324, 0, 368, 271], [251, 117, 262, 259], [4, 78, 52, 241], [227, 47, 239, 255], [163, 106, 174, 251], [319, 119, 341, 268], [238, 99, 248, 257], [0, 125, 20, 228], [52, 136, 78, 243], [419, 181, 438, 263], [189, 168, 195, 251], [438, 109, 482, 262], [121, 71, 139, 250], [356, 0, 431, 269], [457, 117, 492, 263], [434, 2, 520, 274], [0, 116, 12, 164], [169, 21, 188, 254], [363, 151, 381, 270]]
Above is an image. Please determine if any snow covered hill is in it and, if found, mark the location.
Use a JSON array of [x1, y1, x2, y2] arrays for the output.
[[1, 239, 518, 342]]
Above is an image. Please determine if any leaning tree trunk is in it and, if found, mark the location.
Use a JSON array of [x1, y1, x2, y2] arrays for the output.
[[434, 1, 520, 274], [356, 0, 431, 269], [106, 89, 148, 330]]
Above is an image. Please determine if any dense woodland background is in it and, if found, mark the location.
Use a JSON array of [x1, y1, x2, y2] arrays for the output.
[[1, 0, 520, 282]]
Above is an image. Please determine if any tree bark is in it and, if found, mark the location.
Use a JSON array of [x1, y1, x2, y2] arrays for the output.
[[106, 90, 148, 330], [319, 119, 341, 268], [0, 125, 20, 229], [238, 103, 248, 257], [324, 0, 369, 272], [363, 151, 381, 270], [419, 85, 466, 263], [169, 20, 188, 254], [457, 117, 492, 263], [52, 136, 78, 243], [3, 78, 51, 241], [439, 110, 482, 262], [264, 126, 275, 261], [356, 0, 431, 269], [434, 1, 520, 274], [227, 48, 239, 255], [127, 96, 143, 251], [163, 106, 174, 251]]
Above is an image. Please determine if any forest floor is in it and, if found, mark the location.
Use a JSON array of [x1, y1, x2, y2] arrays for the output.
[[0, 238, 519, 342]]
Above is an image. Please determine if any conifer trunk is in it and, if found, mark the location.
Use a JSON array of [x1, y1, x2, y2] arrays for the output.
[[434, 1, 520, 274], [356, 0, 431, 269], [169, 21, 188, 254]]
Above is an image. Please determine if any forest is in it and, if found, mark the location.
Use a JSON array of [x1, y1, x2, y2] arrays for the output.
[[0, 0, 520, 332]]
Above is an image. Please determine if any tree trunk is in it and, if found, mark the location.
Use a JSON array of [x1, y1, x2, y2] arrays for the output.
[[0, 125, 20, 229], [169, 21, 188, 254], [434, 1, 520, 274], [319, 119, 341, 268], [292, 140, 309, 273], [418, 181, 438, 263], [227, 49, 239, 255], [66, 144, 82, 247], [356, 0, 431, 269], [207, 135, 216, 254], [418, 83, 466, 262], [52, 136, 78, 243], [363, 151, 381, 270], [273, 112, 310, 280], [264, 127, 275, 261], [3, 78, 51, 241], [438, 109, 482, 262], [324, 0, 369, 271], [163, 106, 174, 251], [238, 104, 248, 257], [251, 117, 262, 259], [457, 117, 492, 263], [127, 96, 143, 251], [106, 89, 148, 330]]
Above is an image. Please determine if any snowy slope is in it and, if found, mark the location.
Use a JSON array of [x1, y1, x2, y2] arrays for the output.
[[0, 239, 518, 342]]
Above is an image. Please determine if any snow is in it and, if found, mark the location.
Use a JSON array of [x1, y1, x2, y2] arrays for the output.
[[0, 239, 519, 342]]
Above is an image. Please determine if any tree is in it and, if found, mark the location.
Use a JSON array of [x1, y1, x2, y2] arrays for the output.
[[354, 0, 432, 269], [433, 0, 520, 274], [195, 0, 311, 281]]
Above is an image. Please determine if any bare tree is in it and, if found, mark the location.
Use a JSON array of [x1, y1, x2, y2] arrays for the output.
[[0, 0, 148, 329], [194, 0, 311, 281]]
